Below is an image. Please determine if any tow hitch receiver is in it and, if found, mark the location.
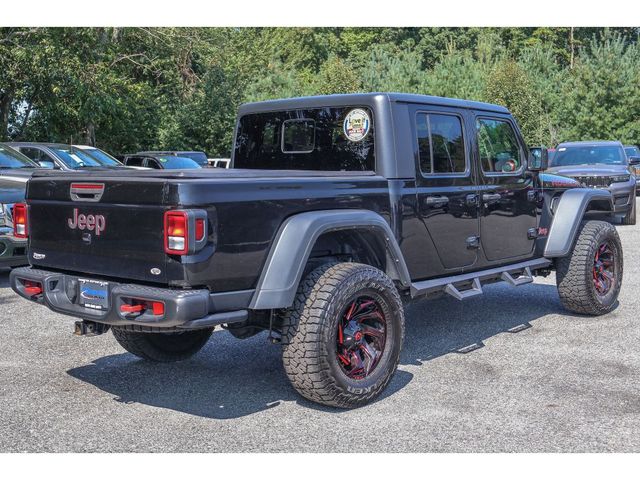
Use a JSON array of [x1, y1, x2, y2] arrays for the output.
[[74, 320, 111, 337]]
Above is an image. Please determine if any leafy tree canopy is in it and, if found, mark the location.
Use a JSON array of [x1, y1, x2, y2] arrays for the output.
[[1, 27, 639, 155]]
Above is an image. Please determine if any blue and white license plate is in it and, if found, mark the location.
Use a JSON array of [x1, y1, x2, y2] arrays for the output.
[[78, 279, 110, 310]]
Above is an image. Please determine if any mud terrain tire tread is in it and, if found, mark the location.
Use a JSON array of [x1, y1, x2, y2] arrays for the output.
[[556, 220, 623, 315], [280, 262, 404, 408]]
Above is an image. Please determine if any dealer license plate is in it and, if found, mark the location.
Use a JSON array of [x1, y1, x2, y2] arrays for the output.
[[78, 279, 110, 311]]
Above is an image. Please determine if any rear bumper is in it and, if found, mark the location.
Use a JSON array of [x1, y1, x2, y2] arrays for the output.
[[0, 232, 28, 268], [10, 266, 251, 329]]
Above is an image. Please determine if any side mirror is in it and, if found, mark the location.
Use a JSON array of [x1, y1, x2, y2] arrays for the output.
[[38, 160, 55, 169], [628, 156, 640, 166], [528, 146, 548, 171]]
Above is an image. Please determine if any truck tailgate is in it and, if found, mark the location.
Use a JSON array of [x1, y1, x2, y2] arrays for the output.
[[27, 178, 169, 284]]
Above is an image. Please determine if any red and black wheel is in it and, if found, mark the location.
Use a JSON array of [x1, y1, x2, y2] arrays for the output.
[[336, 296, 388, 380], [557, 220, 623, 315], [592, 242, 616, 296], [281, 262, 404, 408]]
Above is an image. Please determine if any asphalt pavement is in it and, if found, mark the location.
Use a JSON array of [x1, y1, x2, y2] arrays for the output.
[[1, 201, 639, 452]]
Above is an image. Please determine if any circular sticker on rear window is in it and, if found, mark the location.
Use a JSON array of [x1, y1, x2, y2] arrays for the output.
[[343, 108, 370, 142]]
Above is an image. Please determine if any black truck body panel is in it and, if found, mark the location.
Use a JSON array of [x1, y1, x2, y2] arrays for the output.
[[25, 170, 392, 290]]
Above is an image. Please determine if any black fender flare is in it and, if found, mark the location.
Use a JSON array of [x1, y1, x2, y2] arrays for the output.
[[249, 209, 411, 310], [544, 188, 614, 257]]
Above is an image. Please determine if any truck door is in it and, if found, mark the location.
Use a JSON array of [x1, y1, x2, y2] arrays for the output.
[[413, 106, 480, 277], [474, 115, 537, 262]]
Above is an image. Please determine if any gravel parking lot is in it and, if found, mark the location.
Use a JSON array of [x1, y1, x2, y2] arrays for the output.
[[1, 202, 640, 453]]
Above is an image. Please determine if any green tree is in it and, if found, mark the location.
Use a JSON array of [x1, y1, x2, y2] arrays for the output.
[[484, 59, 545, 145], [361, 47, 425, 93], [312, 55, 362, 95], [561, 32, 640, 144], [425, 51, 490, 100]]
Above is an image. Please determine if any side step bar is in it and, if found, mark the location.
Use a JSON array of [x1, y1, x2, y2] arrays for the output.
[[444, 278, 483, 301], [410, 258, 552, 301]]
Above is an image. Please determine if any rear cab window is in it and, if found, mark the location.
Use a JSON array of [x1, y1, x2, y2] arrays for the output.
[[233, 106, 375, 171]]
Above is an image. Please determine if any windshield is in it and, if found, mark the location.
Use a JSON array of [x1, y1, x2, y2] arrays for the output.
[[178, 152, 208, 166], [0, 144, 38, 168], [552, 145, 627, 167], [625, 146, 640, 158], [158, 156, 201, 169], [80, 147, 121, 166], [234, 106, 375, 171], [51, 146, 103, 168]]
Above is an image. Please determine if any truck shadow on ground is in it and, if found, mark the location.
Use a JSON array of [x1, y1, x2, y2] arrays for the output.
[[67, 281, 575, 420], [0, 269, 10, 288]]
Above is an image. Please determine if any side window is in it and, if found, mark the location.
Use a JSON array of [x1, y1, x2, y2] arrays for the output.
[[18, 147, 40, 161], [416, 113, 467, 175], [125, 157, 144, 167], [476, 118, 523, 174], [146, 159, 162, 169], [281, 119, 315, 153], [20, 148, 58, 168]]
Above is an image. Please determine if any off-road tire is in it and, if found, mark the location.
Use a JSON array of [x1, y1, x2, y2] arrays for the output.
[[621, 195, 636, 225], [112, 327, 213, 362], [556, 220, 623, 315], [280, 262, 405, 408]]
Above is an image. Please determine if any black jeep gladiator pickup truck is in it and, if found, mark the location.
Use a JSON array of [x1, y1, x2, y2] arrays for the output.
[[10, 93, 622, 408]]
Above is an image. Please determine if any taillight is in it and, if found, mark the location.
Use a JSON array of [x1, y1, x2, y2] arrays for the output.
[[13, 203, 28, 238], [165, 211, 188, 255], [195, 218, 205, 242], [163, 209, 208, 255]]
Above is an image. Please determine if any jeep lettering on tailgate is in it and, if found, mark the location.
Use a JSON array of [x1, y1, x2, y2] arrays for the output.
[[67, 208, 106, 236]]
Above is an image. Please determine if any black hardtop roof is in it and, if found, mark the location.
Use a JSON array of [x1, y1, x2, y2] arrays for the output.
[[239, 92, 509, 115]]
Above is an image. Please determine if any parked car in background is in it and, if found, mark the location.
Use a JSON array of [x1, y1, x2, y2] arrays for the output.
[[547, 148, 556, 165], [73, 145, 123, 167], [548, 141, 637, 224], [123, 153, 202, 170], [208, 158, 230, 168], [0, 144, 38, 268], [0, 177, 29, 268], [7, 142, 111, 170], [137, 150, 209, 168], [624, 145, 640, 182], [624, 145, 640, 159], [0, 143, 40, 173]]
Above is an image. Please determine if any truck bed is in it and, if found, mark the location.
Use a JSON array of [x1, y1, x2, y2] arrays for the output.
[[25, 169, 390, 291]]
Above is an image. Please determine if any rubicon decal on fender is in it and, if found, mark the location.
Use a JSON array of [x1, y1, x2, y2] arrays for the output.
[[68, 208, 106, 236]]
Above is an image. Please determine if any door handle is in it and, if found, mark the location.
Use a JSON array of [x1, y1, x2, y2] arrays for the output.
[[425, 196, 450, 207], [482, 193, 502, 203], [466, 194, 478, 206]]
